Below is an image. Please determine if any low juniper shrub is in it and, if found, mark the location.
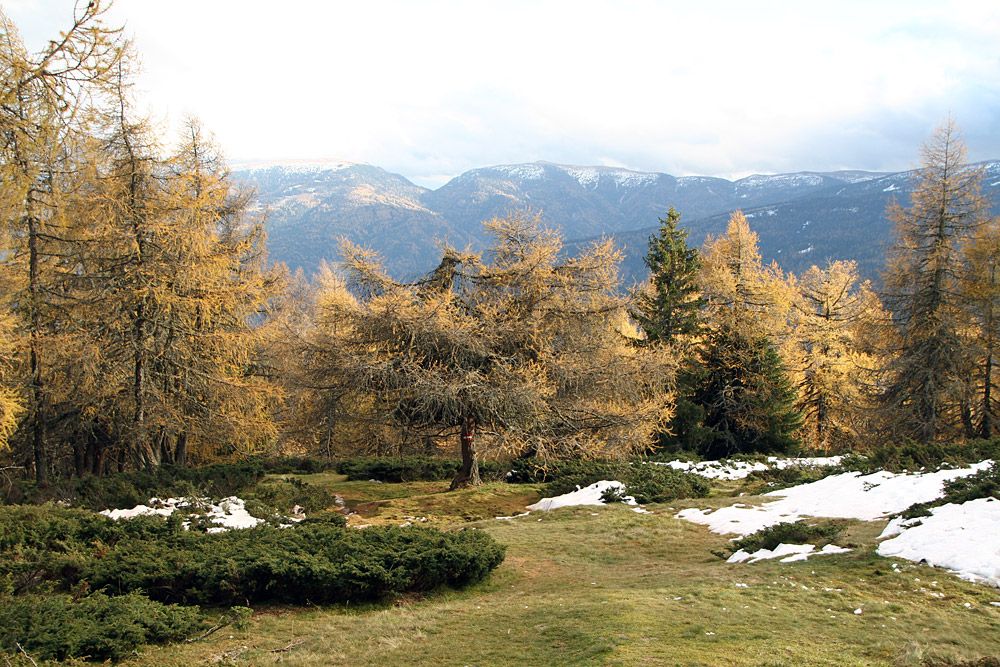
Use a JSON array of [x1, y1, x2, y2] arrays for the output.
[[0, 591, 202, 662], [730, 521, 845, 555]]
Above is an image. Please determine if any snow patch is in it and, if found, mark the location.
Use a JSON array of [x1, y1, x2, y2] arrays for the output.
[[527, 480, 641, 511], [877, 516, 921, 539], [727, 543, 851, 564], [877, 497, 1000, 587], [654, 456, 842, 481], [232, 159, 358, 174], [737, 173, 824, 189], [490, 164, 546, 180], [560, 166, 660, 189], [101, 496, 264, 532], [883, 183, 899, 192], [676, 461, 992, 536]]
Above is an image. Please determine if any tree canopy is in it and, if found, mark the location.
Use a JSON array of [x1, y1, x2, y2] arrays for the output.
[[301, 215, 677, 487]]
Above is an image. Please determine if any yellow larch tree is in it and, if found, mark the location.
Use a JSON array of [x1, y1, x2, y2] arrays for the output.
[[881, 121, 989, 442], [961, 218, 1000, 438], [790, 261, 884, 452], [303, 214, 676, 488], [0, 2, 124, 482]]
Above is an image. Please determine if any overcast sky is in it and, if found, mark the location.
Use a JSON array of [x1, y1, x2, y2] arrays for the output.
[[5, 0, 1000, 187]]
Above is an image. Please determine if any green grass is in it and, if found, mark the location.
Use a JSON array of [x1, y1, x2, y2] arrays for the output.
[[117, 474, 1000, 667]]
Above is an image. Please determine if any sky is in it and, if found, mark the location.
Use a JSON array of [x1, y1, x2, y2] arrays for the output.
[[5, 0, 1000, 188]]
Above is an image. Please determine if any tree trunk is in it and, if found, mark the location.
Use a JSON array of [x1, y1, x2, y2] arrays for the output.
[[158, 428, 172, 466], [84, 435, 97, 476], [450, 416, 481, 490], [981, 283, 995, 438], [960, 383, 976, 440], [982, 349, 993, 438], [322, 403, 336, 460], [72, 440, 85, 478], [26, 197, 48, 487], [816, 392, 827, 454], [174, 432, 187, 467]]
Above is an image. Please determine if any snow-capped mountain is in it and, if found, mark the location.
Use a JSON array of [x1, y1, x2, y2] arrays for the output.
[[237, 162, 469, 278], [231, 160, 1000, 283]]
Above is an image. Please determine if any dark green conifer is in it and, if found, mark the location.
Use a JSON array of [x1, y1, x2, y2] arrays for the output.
[[632, 207, 704, 344]]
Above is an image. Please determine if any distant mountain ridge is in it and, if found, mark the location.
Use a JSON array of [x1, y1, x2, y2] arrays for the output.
[[233, 159, 1000, 283]]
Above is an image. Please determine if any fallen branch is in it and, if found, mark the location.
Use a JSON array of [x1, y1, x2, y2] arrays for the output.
[[185, 606, 252, 644], [14, 643, 37, 667], [185, 620, 227, 644], [268, 639, 305, 653]]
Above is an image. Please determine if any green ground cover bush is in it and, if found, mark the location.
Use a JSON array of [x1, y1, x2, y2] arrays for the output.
[[507, 459, 709, 503], [83, 523, 505, 605], [243, 476, 336, 521], [254, 457, 339, 474], [730, 521, 845, 555], [842, 438, 1000, 474], [903, 462, 1000, 518], [742, 464, 843, 491], [0, 592, 201, 662], [1, 462, 265, 509], [0, 505, 505, 606]]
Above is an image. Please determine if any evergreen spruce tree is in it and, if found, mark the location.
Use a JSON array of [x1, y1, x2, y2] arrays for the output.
[[633, 207, 703, 344], [632, 208, 705, 453], [695, 323, 801, 458]]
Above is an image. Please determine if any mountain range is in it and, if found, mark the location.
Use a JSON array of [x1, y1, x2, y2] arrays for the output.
[[233, 159, 1000, 285]]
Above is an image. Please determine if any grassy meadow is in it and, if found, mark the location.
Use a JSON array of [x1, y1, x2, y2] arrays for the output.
[[118, 473, 1000, 667]]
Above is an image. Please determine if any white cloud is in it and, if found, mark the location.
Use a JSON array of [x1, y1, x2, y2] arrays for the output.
[[5, 0, 1000, 186]]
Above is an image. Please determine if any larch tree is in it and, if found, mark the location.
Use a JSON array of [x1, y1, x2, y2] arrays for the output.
[[881, 121, 988, 442], [790, 261, 884, 452], [0, 2, 124, 482], [687, 210, 801, 458], [63, 75, 282, 470], [276, 266, 387, 460], [310, 215, 676, 489], [0, 308, 21, 451], [961, 218, 1000, 438], [152, 117, 284, 464]]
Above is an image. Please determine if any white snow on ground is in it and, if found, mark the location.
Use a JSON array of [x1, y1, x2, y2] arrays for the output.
[[527, 480, 642, 512], [769, 456, 844, 469], [101, 496, 263, 532], [655, 455, 843, 481], [676, 461, 992, 536], [658, 459, 768, 479], [727, 543, 851, 564], [877, 497, 1000, 587], [877, 515, 922, 539]]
